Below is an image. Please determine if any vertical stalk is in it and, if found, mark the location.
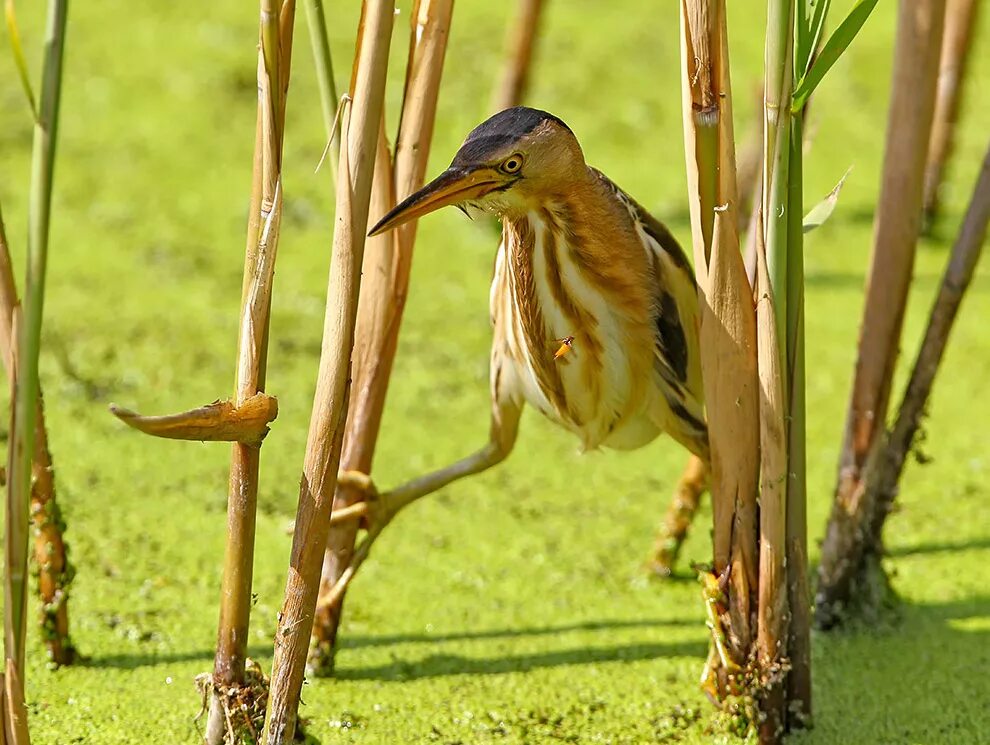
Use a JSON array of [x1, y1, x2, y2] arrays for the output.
[[206, 1, 297, 742], [311, 0, 453, 672], [492, 0, 544, 112], [262, 2, 394, 741], [763, 0, 792, 360], [303, 0, 338, 135], [5, 0, 67, 690], [784, 108, 811, 727], [817, 0, 946, 628], [922, 0, 978, 226], [0, 209, 75, 669], [867, 141, 990, 545], [303, 0, 340, 177], [754, 208, 788, 743]]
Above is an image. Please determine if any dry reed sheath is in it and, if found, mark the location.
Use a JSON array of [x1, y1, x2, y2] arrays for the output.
[[492, 0, 544, 112]]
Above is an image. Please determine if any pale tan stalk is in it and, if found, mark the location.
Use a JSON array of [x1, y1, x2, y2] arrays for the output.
[[311, 0, 454, 672], [754, 212, 788, 742], [923, 0, 978, 225], [492, 0, 544, 112], [817, 0, 946, 628], [261, 2, 394, 741]]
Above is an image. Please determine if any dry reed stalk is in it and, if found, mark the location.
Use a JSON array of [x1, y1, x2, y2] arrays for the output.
[[817, 0, 946, 629], [310, 0, 454, 673], [492, 0, 544, 112], [922, 0, 978, 227], [261, 2, 394, 741], [865, 140, 989, 553], [0, 211, 75, 668], [679, 0, 760, 703]]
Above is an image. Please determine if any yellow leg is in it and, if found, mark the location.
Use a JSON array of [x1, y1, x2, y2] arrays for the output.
[[649, 454, 709, 576]]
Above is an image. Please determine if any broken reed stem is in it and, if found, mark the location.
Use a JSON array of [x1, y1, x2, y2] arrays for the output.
[[817, 0, 946, 629], [311, 0, 454, 673], [4, 9, 67, 731], [492, 0, 544, 113], [205, 1, 296, 742], [0, 209, 75, 670], [865, 140, 990, 561], [262, 2, 394, 741], [679, 0, 760, 702], [922, 0, 978, 226]]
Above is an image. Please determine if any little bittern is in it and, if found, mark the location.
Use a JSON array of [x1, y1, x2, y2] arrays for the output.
[[330, 107, 709, 592]]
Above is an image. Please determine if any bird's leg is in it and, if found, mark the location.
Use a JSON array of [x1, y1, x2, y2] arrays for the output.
[[699, 565, 742, 701], [324, 392, 523, 600], [649, 454, 710, 576]]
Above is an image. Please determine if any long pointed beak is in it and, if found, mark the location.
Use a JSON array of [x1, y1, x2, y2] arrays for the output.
[[368, 166, 501, 237]]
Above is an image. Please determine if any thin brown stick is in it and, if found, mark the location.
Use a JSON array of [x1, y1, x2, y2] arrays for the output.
[[867, 140, 990, 545], [311, 0, 454, 673], [817, 0, 946, 628], [492, 0, 544, 112], [261, 2, 394, 741], [923, 0, 978, 226]]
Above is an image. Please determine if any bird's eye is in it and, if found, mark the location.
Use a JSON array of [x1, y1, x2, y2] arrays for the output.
[[500, 154, 523, 174]]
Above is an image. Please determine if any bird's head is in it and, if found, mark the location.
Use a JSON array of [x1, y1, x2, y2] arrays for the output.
[[368, 107, 584, 236]]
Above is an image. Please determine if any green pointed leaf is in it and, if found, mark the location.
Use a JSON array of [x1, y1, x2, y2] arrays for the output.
[[791, 0, 878, 113], [4, 0, 38, 119], [803, 167, 852, 234], [796, 0, 831, 82]]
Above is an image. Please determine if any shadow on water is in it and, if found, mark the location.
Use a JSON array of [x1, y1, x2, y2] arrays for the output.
[[335, 638, 707, 682], [886, 536, 990, 558], [83, 597, 990, 741], [339, 616, 695, 650], [83, 617, 697, 671], [799, 595, 990, 743], [80, 645, 273, 671]]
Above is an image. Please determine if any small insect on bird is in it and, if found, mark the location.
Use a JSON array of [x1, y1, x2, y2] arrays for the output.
[[333, 106, 710, 583]]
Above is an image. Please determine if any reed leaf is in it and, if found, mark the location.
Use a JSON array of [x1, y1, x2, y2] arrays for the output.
[[802, 166, 851, 233], [791, 0, 878, 113], [3, 0, 38, 119]]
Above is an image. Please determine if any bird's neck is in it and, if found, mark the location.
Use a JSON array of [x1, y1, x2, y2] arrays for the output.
[[495, 169, 657, 443]]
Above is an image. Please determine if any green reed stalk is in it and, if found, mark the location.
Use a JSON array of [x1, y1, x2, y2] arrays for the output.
[[5, 0, 67, 683]]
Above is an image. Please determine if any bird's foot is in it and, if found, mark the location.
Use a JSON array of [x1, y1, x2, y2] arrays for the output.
[[331, 470, 392, 532]]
